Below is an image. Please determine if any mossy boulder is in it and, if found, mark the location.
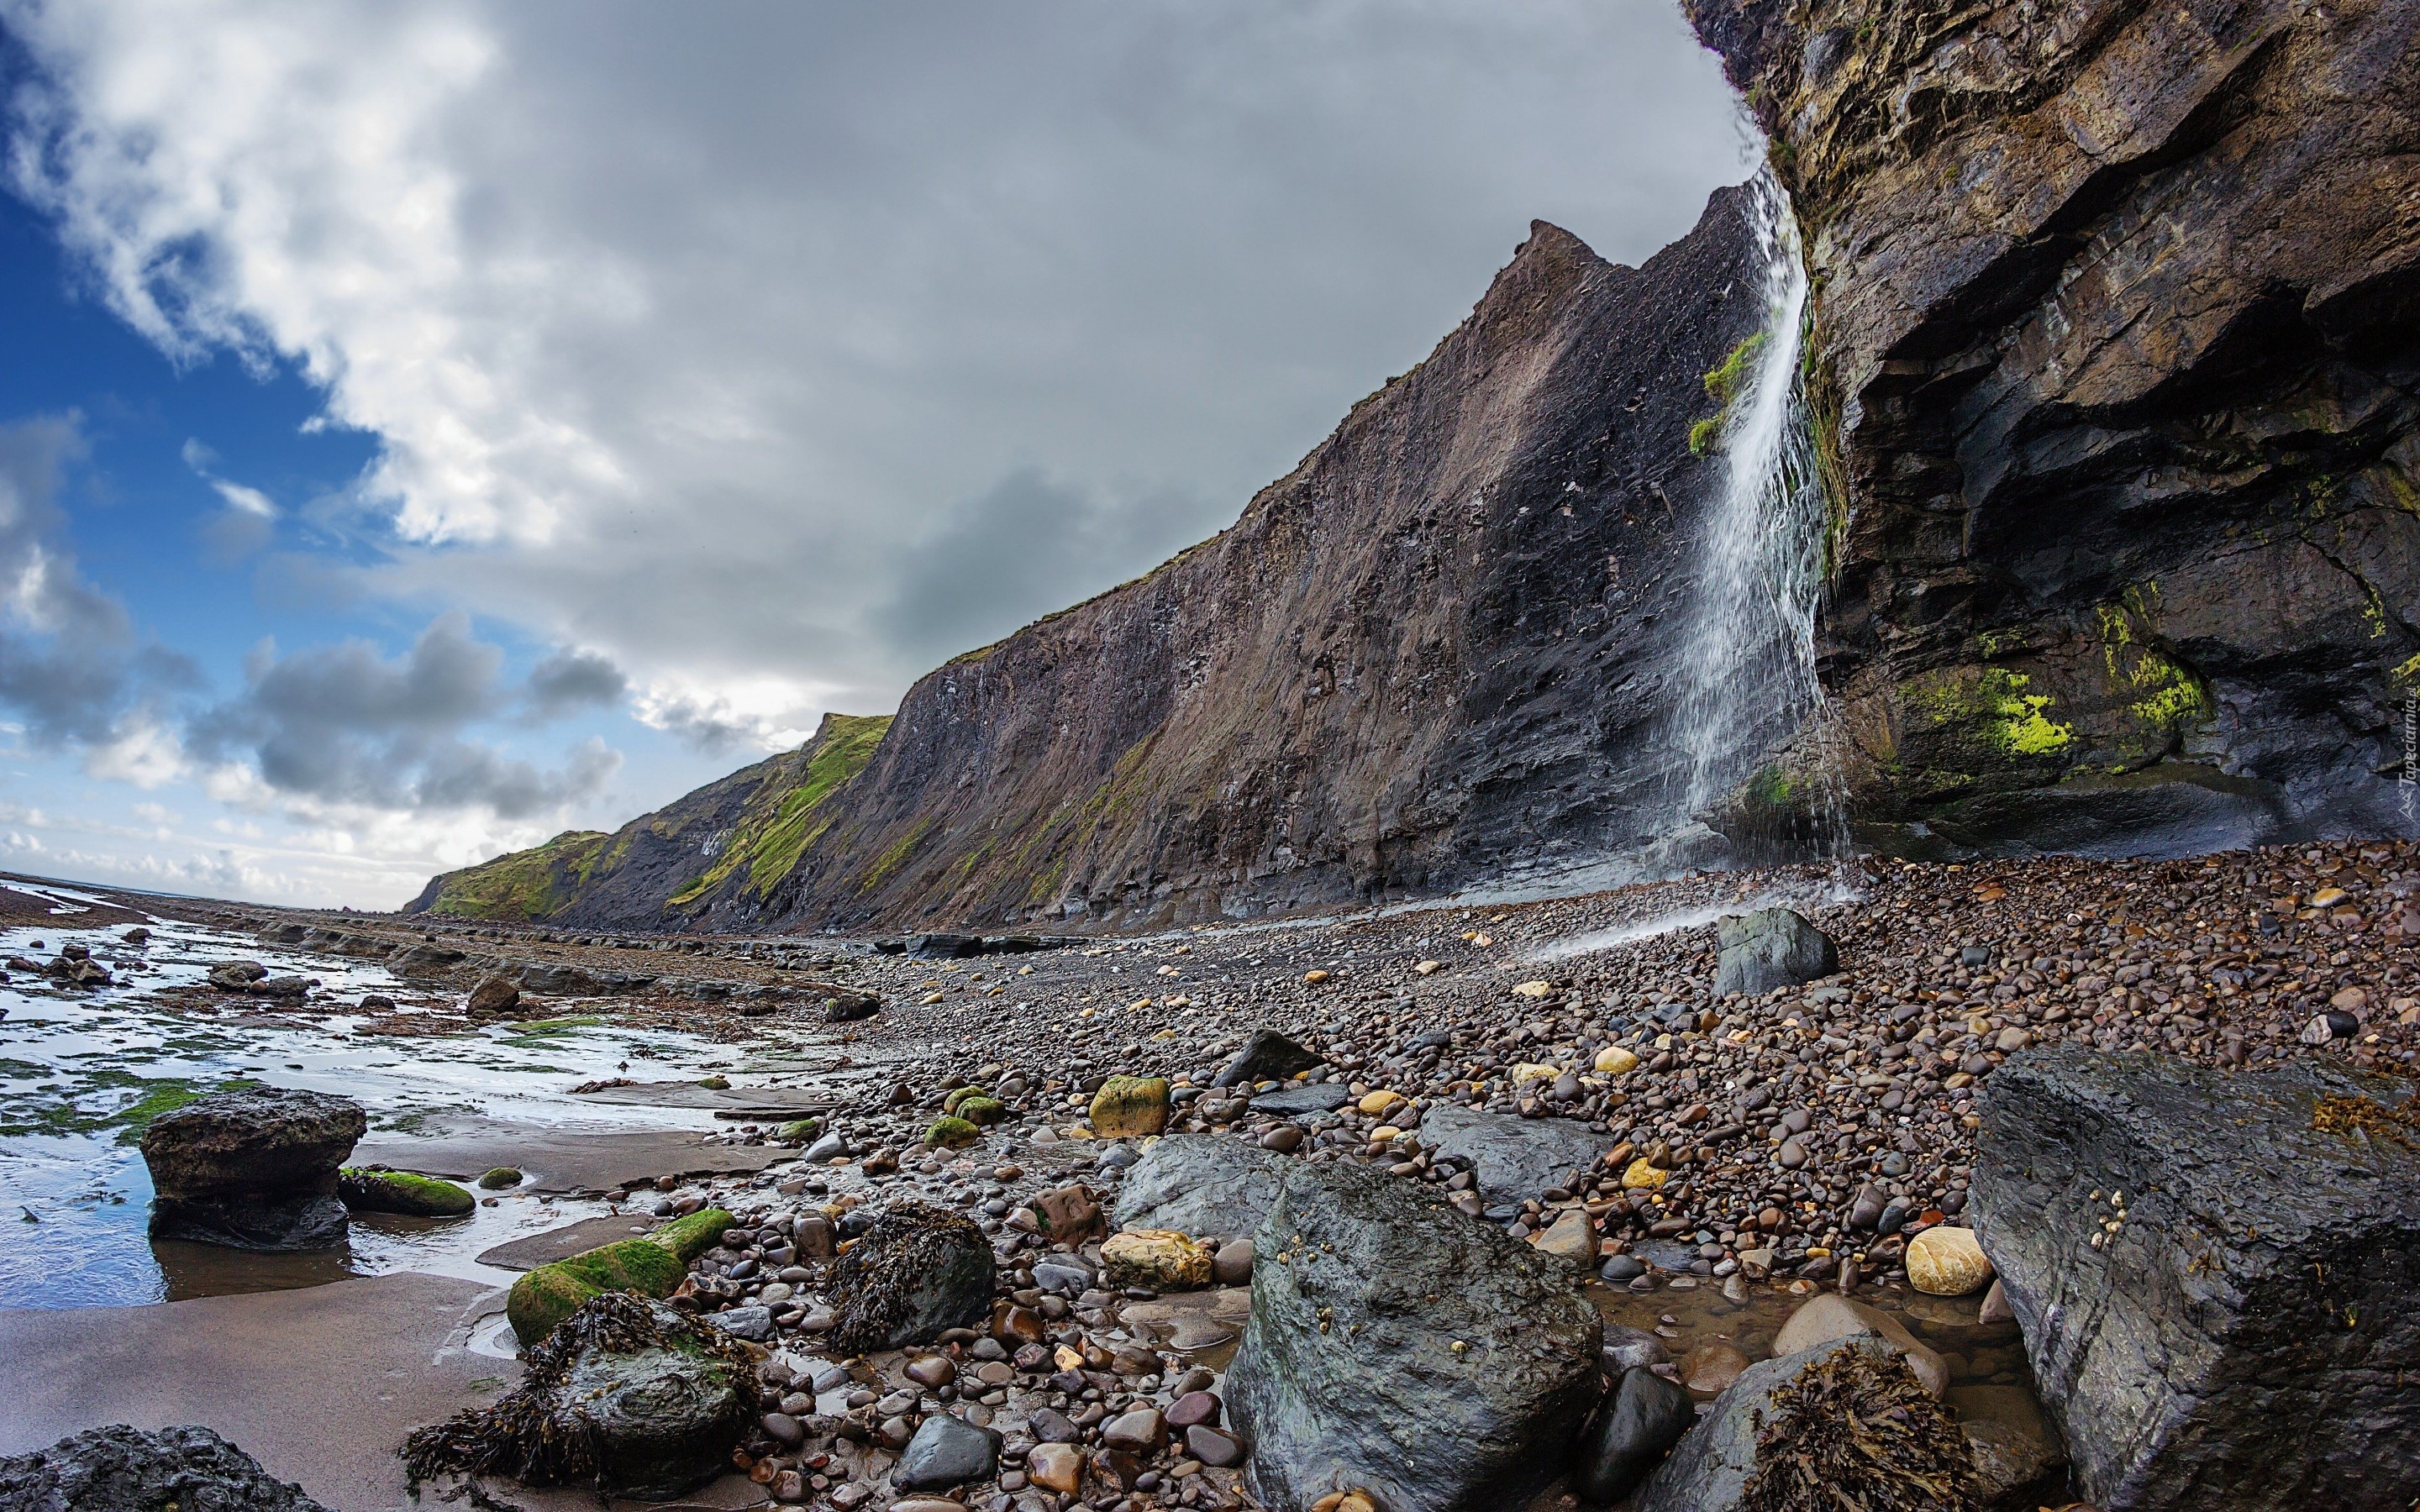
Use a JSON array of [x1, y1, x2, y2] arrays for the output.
[[941, 1085, 987, 1115], [1088, 1075, 1170, 1138], [506, 1207, 734, 1344], [926, 1116, 980, 1148], [337, 1168, 474, 1217], [953, 1095, 1007, 1126], [776, 1118, 820, 1143], [478, 1167, 523, 1189]]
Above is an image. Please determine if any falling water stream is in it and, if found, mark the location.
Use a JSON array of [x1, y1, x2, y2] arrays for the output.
[[1672, 172, 1852, 864]]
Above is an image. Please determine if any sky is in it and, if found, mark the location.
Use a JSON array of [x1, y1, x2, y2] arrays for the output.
[[0, 0, 1754, 910]]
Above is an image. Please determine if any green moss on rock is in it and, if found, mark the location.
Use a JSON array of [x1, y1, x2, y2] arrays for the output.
[[650, 1207, 736, 1263], [954, 1095, 1007, 1126], [508, 1239, 687, 1344], [338, 1168, 475, 1217], [505, 1207, 735, 1344], [925, 1116, 980, 1148], [1088, 1075, 1171, 1138]]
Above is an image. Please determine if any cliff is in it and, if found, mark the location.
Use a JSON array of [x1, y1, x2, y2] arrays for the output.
[[1685, 0, 2420, 854], [408, 191, 1768, 929]]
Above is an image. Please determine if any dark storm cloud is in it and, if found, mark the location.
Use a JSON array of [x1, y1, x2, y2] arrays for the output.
[[522, 647, 628, 721], [876, 467, 1211, 666], [189, 613, 622, 816]]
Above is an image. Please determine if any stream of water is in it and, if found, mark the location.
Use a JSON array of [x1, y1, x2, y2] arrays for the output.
[[1670, 172, 1852, 864]]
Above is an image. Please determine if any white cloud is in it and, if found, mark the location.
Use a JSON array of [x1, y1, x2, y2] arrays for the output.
[[209, 480, 276, 518]]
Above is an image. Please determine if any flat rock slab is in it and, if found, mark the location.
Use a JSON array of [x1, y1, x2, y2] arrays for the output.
[[0, 1273, 493, 1512], [1113, 1133, 1295, 1242], [572, 1081, 834, 1117], [1245, 1084, 1352, 1116], [476, 1215, 666, 1272], [1420, 1105, 1615, 1205], [355, 1120, 783, 1194], [1972, 1049, 2420, 1512]]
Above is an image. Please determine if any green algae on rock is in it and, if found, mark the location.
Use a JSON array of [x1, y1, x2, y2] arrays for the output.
[[337, 1168, 474, 1217], [506, 1206, 734, 1345]]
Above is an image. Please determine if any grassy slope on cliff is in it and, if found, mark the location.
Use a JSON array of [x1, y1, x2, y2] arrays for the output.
[[407, 830, 611, 920], [403, 713, 891, 923]]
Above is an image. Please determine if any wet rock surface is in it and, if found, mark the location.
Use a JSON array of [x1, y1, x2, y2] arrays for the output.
[[0, 1425, 334, 1512], [1227, 1158, 1602, 1512], [1571, 1366, 1694, 1504], [139, 1088, 366, 1251], [1972, 1049, 2420, 1510], [1712, 909, 1836, 997]]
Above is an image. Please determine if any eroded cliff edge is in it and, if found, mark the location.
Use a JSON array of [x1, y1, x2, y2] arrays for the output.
[[1685, 0, 2420, 854]]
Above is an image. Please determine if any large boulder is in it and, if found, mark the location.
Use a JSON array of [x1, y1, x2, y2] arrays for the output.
[[1711, 908, 1837, 997], [1113, 1133, 1294, 1240], [0, 1425, 334, 1512], [823, 1202, 992, 1353], [1419, 1105, 1615, 1207], [403, 1293, 758, 1499], [139, 1087, 365, 1250], [1225, 1158, 1602, 1512], [1970, 1049, 2420, 1511], [1639, 1336, 1979, 1511], [1213, 1029, 1324, 1089]]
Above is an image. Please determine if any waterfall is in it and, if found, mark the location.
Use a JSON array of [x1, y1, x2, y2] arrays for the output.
[[1670, 172, 1850, 861]]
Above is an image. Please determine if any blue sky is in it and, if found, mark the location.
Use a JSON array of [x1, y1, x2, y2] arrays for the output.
[[0, 0, 1749, 908]]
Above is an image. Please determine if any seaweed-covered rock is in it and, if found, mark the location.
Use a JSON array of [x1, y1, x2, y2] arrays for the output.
[[0, 1424, 333, 1512], [823, 1202, 992, 1354], [1212, 1029, 1323, 1089], [1112, 1133, 1294, 1240], [1227, 1158, 1602, 1512], [404, 1293, 758, 1500], [1711, 909, 1836, 997], [1638, 1336, 1979, 1512], [337, 1168, 475, 1217], [1970, 1050, 2420, 1511], [506, 1206, 734, 1345], [139, 1087, 365, 1251]]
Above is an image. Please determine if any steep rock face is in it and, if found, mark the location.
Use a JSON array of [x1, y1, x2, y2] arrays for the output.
[[762, 194, 1764, 928], [1686, 0, 2420, 855], [404, 713, 888, 927]]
